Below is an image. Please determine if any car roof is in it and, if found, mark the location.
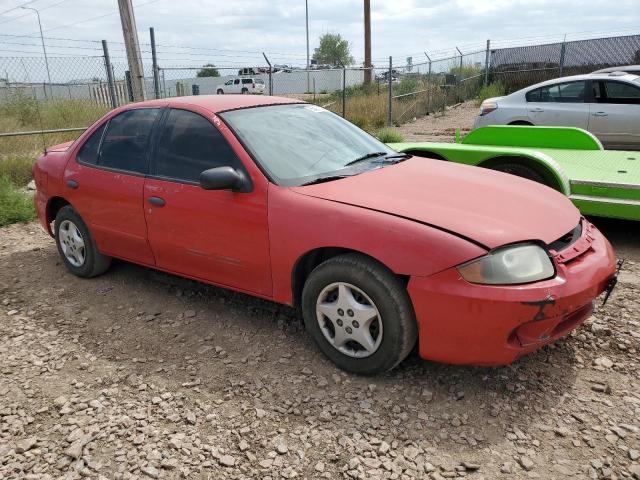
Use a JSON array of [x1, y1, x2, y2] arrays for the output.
[[592, 65, 640, 74], [517, 72, 639, 92], [122, 95, 304, 114]]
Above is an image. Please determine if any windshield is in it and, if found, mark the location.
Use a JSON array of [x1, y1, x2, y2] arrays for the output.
[[219, 104, 396, 186]]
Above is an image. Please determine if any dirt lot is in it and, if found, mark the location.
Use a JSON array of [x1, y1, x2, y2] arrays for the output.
[[1, 106, 640, 479]]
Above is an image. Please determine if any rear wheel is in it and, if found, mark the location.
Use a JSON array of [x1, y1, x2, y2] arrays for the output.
[[217, 89, 224, 95], [241, 88, 249, 94], [489, 162, 546, 185], [508, 120, 533, 126], [301, 254, 417, 374], [55, 206, 111, 278]]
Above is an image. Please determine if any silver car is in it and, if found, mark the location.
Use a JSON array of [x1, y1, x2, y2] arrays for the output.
[[475, 72, 640, 149]]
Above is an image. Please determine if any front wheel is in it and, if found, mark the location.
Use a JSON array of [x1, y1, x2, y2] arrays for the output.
[[301, 254, 417, 374], [217, 89, 224, 95], [55, 205, 111, 278], [241, 88, 249, 94]]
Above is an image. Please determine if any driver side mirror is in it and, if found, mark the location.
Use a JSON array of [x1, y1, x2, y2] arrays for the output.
[[199, 166, 251, 193]]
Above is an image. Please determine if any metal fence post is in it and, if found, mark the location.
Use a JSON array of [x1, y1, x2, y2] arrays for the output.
[[559, 36, 567, 77], [101, 40, 118, 109], [456, 47, 463, 76], [425, 52, 432, 114], [150, 27, 160, 99], [484, 39, 491, 86], [262, 52, 273, 95], [342, 66, 346, 118], [387, 56, 392, 127]]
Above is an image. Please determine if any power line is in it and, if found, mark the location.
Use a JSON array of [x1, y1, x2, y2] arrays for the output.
[[0, 0, 71, 26], [0, 0, 40, 17], [37, 0, 159, 33]]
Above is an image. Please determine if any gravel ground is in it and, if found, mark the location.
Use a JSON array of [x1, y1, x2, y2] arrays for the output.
[[396, 102, 478, 143], [1, 106, 640, 479]]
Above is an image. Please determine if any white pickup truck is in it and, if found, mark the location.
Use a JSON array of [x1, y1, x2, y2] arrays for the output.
[[216, 77, 266, 95]]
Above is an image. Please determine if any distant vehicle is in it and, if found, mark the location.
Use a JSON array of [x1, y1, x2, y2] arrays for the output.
[[592, 65, 640, 75], [238, 67, 269, 76], [375, 70, 400, 83], [217, 77, 265, 95], [475, 73, 640, 149], [273, 64, 293, 73]]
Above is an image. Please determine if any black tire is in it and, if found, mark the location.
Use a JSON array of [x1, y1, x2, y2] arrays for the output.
[[301, 253, 417, 374], [489, 163, 547, 185], [241, 88, 248, 94], [217, 89, 224, 95], [54, 205, 111, 278], [508, 121, 533, 126]]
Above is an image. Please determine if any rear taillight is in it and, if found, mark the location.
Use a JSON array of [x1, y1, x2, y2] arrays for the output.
[[479, 101, 498, 116], [252, 82, 255, 88]]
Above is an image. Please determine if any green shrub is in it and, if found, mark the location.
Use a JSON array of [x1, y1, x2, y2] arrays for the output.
[[0, 157, 34, 187], [0, 175, 36, 227], [376, 128, 404, 143], [477, 82, 505, 103], [394, 77, 420, 97]]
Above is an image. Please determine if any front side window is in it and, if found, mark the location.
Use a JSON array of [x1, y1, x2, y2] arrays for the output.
[[220, 104, 396, 186], [526, 81, 585, 103], [99, 108, 161, 173], [234, 79, 240, 85], [600, 81, 640, 104], [76, 123, 106, 165], [225, 80, 233, 85], [154, 109, 242, 183]]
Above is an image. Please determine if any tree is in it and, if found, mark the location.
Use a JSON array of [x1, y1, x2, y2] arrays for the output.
[[196, 64, 220, 77], [313, 33, 354, 66]]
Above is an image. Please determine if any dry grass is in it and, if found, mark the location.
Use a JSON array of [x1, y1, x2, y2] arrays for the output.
[[0, 94, 108, 186]]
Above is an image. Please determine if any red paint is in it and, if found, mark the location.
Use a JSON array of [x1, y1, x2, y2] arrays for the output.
[[33, 95, 617, 367]]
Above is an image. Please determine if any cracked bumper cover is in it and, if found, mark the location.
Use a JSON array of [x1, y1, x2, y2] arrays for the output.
[[407, 223, 616, 365]]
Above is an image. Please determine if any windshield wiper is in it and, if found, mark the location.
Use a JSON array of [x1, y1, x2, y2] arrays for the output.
[[384, 153, 411, 160], [300, 175, 350, 186], [343, 151, 387, 167]]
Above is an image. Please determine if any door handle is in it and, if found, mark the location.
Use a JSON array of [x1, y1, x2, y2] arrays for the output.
[[529, 107, 544, 113], [147, 196, 166, 207], [592, 111, 608, 116]]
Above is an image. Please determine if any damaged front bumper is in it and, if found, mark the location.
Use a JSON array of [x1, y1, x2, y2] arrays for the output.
[[408, 221, 617, 365]]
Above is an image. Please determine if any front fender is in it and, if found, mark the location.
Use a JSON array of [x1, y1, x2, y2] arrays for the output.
[[268, 185, 486, 305]]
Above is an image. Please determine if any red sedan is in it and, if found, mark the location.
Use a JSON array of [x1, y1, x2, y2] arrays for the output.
[[33, 95, 618, 374]]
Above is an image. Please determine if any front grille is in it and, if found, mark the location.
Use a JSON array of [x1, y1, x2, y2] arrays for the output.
[[548, 222, 583, 253]]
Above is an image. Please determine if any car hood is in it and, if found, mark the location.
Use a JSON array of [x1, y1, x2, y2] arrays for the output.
[[291, 158, 579, 249]]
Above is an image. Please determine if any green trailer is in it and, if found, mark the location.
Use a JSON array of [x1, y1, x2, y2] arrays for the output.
[[389, 125, 640, 221]]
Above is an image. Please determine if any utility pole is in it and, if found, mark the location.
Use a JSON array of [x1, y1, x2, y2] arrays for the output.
[[305, 0, 310, 93], [150, 27, 160, 99], [363, 0, 371, 84], [21, 6, 51, 97], [118, 0, 146, 101]]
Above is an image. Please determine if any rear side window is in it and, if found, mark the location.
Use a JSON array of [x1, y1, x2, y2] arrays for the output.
[[76, 123, 106, 165], [99, 108, 160, 173], [154, 109, 242, 183], [242, 79, 253, 84], [526, 81, 585, 103], [600, 81, 640, 104]]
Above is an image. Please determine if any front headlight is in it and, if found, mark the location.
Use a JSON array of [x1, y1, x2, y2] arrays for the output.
[[457, 243, 555, 285]]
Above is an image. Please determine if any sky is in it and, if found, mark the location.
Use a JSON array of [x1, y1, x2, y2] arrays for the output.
[[1, 0, 640, 69]]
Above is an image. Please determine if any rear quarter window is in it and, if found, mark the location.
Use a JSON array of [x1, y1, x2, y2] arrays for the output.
[[76, 123, 106, 165]]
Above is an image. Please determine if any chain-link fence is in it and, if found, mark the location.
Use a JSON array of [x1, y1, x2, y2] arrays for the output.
[[489, 34, 640, 91], [2, 32, 640, 165]]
